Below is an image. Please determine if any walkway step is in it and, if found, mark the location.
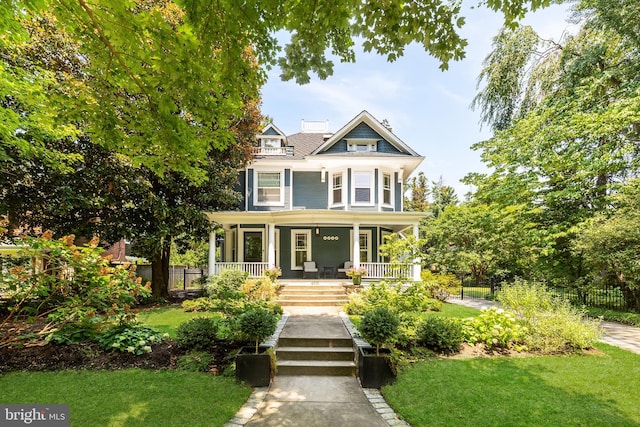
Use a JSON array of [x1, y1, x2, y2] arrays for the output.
[[278, 299, 348, 306], [277, 360, 356, 376], [279, 337, 353, 348], [278, 346, 354, 361]]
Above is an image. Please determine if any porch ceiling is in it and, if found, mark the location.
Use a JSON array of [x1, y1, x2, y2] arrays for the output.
[[206, 209, 427, 233]]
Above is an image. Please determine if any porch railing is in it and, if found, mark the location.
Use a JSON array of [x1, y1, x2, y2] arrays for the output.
[[358, 263, 412, 279], [210, 262, 268, 278]]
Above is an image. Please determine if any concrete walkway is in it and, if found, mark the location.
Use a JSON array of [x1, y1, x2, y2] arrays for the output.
[[226, 306, 408, 427], [450, 297, 640, 355]]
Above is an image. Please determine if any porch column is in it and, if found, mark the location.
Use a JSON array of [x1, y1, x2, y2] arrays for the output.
[[267, 223, 276, 268], [353, 223, 360, 269], [412, 223, 421, 281], [208, 231, 216, 276]]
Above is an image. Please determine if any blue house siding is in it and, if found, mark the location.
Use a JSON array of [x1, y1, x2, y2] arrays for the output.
[[292, 171, 328, 209], [377, 139, 404, 155], [236, 171, 246, 209], [319, 123, 405, 155], [323, 139, 348, 154], [346, 122, 381, 139], [246, 169, 291, 211]]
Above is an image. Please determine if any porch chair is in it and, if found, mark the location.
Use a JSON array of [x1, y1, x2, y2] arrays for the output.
[[302, 261, 319, 279], [337, 261, 352, 278]]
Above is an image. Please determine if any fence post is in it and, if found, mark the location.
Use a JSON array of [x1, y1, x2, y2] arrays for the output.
[[183, 268, 186, 290]]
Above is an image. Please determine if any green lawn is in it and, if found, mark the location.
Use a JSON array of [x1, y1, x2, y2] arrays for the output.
[[383, 343, 640, 427], [138, 305, 216, 337], [0, 369, 250, 427], [429, 302, 481, 318]]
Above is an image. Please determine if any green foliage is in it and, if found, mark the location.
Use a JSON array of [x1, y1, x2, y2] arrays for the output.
[[359, 307, 400, 355], [181, 297, 220, 312], [461, 308, 527, 350], [206, 269, 249, 300], [421, 271, 462, 301], [498, 280, 602, 352], [262, 267, 282, 282], [237, 308, 279, 354], [241, 277, 279, 302], [177, 351, 213, 372], [1, 233, 151, 348], [585, 307, 640, 327], [175, 317, 220, 350], [96, 323, 166, 355], [343, 282, 441, 316], [416, 316, 463, 354]]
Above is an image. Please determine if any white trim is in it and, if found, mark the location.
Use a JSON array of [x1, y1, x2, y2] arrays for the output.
[[380, 171, 394, 209], [346, 138, 378, 152], [290, 229, 312, 270], [350, 228, 372, 264], [239, 228, 265, 263], [253, 169, 285, 206], [330, 171, 345, 207], [351, 170, 375, 206]]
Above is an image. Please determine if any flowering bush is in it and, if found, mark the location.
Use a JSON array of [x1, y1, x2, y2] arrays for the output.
[[346, 267, 367, 279], [461, 308, 527, 350], [96, 323, 167, 355], [262, 267, 282, 282]]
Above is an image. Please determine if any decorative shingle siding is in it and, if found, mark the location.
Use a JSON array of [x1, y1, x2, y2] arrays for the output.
[[377, 139, 404, 155], [292, 171, 328, 209], [263, 127, 281, 136], [319, 123, 405, 154]]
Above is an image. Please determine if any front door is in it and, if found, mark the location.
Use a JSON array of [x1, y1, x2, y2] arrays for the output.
[[243, 231, 263, 262]]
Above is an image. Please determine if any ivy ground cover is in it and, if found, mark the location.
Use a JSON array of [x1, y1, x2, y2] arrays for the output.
[[383, 343, 640, 426]]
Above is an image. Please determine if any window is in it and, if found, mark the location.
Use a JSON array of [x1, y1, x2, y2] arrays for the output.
[[261, 138, 281, 148], [383, 173, 392, 205], [353, 171, 373, 204], [332, 173, 343, 204], [350, 230, 372, 263], [256, 171, 283, 205], [346, 139, 378, 152], [291, 230, 311, 270]]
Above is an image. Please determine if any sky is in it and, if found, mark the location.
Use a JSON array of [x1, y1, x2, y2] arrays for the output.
[[260, 2, 579, 197]]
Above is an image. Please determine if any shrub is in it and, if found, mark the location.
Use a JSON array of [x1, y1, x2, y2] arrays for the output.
[[498, 280, 602, 353], [177, 351, 213, 372], [241, 277, 279, 301], [1, 232, 151, 348], [461, 308, 526, 350], [175, 317, 220, 350], [417, 316, 463, 354], [205, 269, 248, 300], [262, 267, 282, 282], [343, 281, 441, 315], [182, 297, 219, 312], [421, 271, 462, 301], [400, 282, 443, 312], [359, 307, 400, 355], [96, 323, 166, 355], [237, 308, 279, 354]]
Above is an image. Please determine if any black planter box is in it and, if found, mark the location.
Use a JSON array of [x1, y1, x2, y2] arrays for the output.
[[235, 346, 272, 387], [358, 346, 396, 388]]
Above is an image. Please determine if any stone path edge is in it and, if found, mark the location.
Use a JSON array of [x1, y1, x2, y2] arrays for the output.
[[224, 313, 289, 427], [340, 311, 411, 427]]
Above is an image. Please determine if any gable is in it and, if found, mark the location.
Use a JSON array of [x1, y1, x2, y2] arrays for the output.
[[311, 110, 419, 157]]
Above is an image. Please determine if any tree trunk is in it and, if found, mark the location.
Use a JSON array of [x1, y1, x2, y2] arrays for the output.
[[151, 239, 171, 298], [620, 282, 640, 312]]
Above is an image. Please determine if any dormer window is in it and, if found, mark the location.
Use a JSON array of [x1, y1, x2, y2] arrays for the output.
[[261, 137, 282, 148], [346, 138, 378, 152]]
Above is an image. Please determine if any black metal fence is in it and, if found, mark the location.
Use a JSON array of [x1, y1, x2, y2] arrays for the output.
[[136, 265, 205, 290], [457, 279, 628, 311]]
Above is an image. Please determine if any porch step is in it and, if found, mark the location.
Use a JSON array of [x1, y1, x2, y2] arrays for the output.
[[277, 284, 350, 307], [277, 337, 356, 376]]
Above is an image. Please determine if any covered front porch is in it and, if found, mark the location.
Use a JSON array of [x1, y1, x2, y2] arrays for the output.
[[206, 210, 425, 281]]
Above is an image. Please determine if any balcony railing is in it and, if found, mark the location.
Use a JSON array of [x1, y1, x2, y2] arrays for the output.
[[253, 146, 292, 156]]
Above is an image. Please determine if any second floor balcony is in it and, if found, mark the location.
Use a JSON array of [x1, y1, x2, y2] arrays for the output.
[[253, 146, 294, 156]]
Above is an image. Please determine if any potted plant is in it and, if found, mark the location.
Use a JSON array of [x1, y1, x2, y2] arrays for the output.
[[235, 307, 279, 386], [346, 267, 367, 285], [357, 306, 399, 388]]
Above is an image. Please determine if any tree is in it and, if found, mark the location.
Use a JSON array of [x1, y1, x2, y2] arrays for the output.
[[574, 180, 640, 310], [467, 3, 640, 282], [1, 0, 558, 178], [404, 172, 430, 212], [430, 177, 459, 218]]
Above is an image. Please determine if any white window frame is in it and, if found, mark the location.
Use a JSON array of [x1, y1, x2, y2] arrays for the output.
[[330, 172, 344, 206], [351, 170, 375, 206], [350, 230, 372, 263], [254, 170, 285, 206], [290, 229, 312, 270], [381, 172, 393, 207], [239, 228, 264, 263], [346, 138, 378, 152]]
